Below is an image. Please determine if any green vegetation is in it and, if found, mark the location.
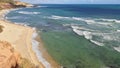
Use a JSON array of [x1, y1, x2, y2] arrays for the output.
[[0, 0, 30, 10], [41, 31, 120, 68], [0, 0, 14, 4], [0, 25, 4, 33], [0, 0, 15, 10], [19, 58, 37, 68]]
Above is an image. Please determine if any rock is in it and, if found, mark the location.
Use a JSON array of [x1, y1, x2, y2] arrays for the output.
[[14, 1, 34, 7], [0, 41, 20, 68], [0, 1, 34, 9], [0, 3, 15, 9], [0, 41, 37, 68]]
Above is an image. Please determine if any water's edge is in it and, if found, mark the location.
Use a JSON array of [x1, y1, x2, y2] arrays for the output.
[[4, 9, 52, 68]]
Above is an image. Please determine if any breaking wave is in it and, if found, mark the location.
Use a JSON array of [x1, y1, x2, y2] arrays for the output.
[[48, 15, 70, 20], [47, 15, 120, 26], [71, 22, 120, 47], [37, 6, 48, 8], [6, 16, 23, 19], [99, 19, 120, 23], [18, 11, 40, 15]]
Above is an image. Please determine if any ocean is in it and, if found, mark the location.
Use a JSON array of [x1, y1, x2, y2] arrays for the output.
[[6, 4, 120, 68]]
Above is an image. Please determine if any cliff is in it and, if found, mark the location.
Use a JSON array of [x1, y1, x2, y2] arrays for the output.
[[0, 2, 15, 9], [0, 0, 33, 9], [0, 41, 36, 68], [0, 41, 20, 68], [14, 1, 34, 7]]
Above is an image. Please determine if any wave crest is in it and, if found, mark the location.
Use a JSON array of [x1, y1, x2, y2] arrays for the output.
[[18, 11, 40, 15]]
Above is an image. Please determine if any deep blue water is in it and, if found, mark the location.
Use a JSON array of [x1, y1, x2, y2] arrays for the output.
[[6, 4, 120, 68]]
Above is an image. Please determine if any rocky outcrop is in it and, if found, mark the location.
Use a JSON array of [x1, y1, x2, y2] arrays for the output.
[[0, 41, 20, 68], [0, 3, 15, 9], [14, 1, 34, 7], [0, 41, 37, 68], [0, 1, 33, 10]]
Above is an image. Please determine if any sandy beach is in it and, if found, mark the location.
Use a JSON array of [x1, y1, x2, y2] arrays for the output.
[[0, 9, 60, 68], [0, 9, 44, 68]]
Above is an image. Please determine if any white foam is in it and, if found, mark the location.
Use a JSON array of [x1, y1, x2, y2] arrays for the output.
[[49, 16, 101, 26], [71, 25, 105, 46], [6, 16, 21, 19], [62, 24, 71, 26], [72, 27, 104, 46], [49, 16, 85, 21], [72, 17, 97, 24], [115, 20, 120, 23], [117, 30, 120, 32], [71, 25, 92, 39], [76, 18, 117, 25], [96, 22, 112, 26], [72, 26, 92, 39], [83, 31, 92, 39], [71, 25, 80, 29], [18, 11, 40, 15], [101, 19, 116, 22], [100, 18, 120, 23], [85, 19, 96, 24], [50, 15, 69, 20], [0, 9, 13, 20], [71, 25, 90, 30], [32, 32, 51, 68], [37, 6, 47, 8], [85, 19, 113, 25], [72, 17, 84, 21], [90, 40, 104, 46], [103, 35, 113, 40], [73, 28, 84, 36], [114, 46, 120, 52], [14, 22, 29, 26]]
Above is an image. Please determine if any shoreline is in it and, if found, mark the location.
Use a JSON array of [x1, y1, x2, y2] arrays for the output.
[[32, 29, 51, 68], [0, 9, 61, 68], [35, 30, 61, 68], [0, 9, 44, 68]]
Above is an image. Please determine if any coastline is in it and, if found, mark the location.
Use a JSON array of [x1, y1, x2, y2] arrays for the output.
[[35, 31, 61, 68], [0, 9, 60, 68], [0, 9, 44, 68]]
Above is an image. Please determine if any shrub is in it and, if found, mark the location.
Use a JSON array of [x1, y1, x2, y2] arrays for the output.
[[19, 58, 37, 68], [0, 25, 4, 33]]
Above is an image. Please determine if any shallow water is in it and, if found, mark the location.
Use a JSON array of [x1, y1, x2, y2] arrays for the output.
[[6, 4, 120, 68]]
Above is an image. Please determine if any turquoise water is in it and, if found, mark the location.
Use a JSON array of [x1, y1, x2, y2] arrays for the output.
[[6, 4, 120, 68]]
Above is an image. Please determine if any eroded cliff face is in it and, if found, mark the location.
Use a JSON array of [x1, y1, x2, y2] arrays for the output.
[[0, 0, 33, 9], [0, 3, 15, 9], [14, 1, 33, 7], [0, 41, 20, 68], [0, 41, 37, 68]]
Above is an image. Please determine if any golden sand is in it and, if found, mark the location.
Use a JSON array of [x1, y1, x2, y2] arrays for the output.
[[0, 9, 60, 68], [0, 10, 44, 68]]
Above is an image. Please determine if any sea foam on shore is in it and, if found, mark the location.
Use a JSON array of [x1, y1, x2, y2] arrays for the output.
[[32, 28, 51, 68]]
